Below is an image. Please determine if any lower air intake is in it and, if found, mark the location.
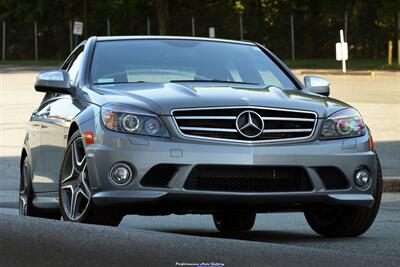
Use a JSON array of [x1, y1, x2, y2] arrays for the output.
[[184, 165, 313, 192]]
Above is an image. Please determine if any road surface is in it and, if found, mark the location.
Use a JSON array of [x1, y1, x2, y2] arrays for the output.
[[0, 198, 399, 267]]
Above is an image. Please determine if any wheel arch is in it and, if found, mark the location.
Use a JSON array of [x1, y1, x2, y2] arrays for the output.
[[20, 148, 28, 175], [67, 121, 80, 142]]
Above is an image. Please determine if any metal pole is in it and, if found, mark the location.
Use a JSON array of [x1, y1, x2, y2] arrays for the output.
[[107, 18, 110, 36], [74, 34, 78, 48], [191, 16, 195, 37], [290, 13, 295, 60], [34, 21, 38, 60], [69, 20, 73, 52], [2, 21, 5, 61], [344, 10, 348, 41], [84, 0, 87, 38], [398, 12, 400, 65], [147, 17, 150, 35], [340, 29, 346, 73], [239, 15, 243, 40], [388, 40, 393, 65], [398, 39, 400, 65]]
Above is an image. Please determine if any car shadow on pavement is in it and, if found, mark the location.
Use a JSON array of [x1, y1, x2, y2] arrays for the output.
[[148, 228, 380, 244], [148, 223, 385, 244], [154, 228, 319, 241]]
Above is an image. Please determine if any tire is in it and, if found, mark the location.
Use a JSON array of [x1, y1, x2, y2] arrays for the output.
[[20, 156, 60, 219], [213, 212, 256, 232], [59, 130, 123, 226], [304, 153, 382, 237]]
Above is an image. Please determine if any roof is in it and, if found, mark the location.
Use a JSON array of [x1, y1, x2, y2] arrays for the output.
[[94, 35, 255, 46]]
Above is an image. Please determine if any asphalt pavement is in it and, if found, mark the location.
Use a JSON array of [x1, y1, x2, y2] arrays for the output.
[[0, 199, 399, 267]]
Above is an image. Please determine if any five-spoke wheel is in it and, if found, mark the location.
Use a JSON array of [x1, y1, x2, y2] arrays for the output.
[[60, 136, 92, 221], [59, 131, 123, 226]]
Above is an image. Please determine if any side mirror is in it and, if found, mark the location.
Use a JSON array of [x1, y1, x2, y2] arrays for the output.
[[304, 76, 330, 96], [34, 70, 73, 95]]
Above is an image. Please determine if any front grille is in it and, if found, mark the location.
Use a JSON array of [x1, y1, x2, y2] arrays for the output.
[[184, 165, 313, 192], [172, 107, 317, 143], [141, 164, 179, 188]]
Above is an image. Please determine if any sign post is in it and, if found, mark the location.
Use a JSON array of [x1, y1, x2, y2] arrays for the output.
[[209, 27, 215, 38], [335, 29, 348, 73], [73, 21, 84, 47]]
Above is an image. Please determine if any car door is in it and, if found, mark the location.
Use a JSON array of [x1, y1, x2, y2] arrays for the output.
[[35, 95, 72, 192], [32, 46, 84, 192], [28, 102, 47, 186]]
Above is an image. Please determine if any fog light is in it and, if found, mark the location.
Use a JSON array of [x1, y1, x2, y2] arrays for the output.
[[110, 163, 132, 186], [354, 169, 371, 188]]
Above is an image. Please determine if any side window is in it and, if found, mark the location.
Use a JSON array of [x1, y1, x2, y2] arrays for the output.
[[68, 52, 83, 85], [60, 45, 84, 85]]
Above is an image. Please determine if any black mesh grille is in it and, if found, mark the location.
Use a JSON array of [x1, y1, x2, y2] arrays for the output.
[[184, 166, 313, 192], [141, 165, 179, 188], [316, 167, 349, 190]]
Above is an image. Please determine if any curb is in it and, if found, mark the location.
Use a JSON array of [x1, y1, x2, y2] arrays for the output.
[[383, 178, 400, 192], [293, 69, 400, 76], [299, 70, 373, 76]]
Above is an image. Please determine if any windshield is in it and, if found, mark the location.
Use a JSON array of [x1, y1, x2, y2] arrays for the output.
[[90, 39, 297, 89]]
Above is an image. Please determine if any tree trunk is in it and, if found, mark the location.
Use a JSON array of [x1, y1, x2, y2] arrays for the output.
[[157, 0, 169, 35]]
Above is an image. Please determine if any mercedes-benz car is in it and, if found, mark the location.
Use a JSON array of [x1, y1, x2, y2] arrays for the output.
[[20, 36, 382, 237]]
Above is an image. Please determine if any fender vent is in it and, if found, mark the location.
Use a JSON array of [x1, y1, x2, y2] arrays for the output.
[[141, 164, 179, 188], [316, 167, 350, 190]]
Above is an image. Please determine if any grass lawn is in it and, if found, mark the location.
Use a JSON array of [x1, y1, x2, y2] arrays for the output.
[[0, 59, 63, 66], [284, 58, 400, 70]]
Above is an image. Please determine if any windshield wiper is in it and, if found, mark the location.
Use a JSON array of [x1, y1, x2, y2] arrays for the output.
[[170, 79, 259, 85], [93, 81, 145, 85]]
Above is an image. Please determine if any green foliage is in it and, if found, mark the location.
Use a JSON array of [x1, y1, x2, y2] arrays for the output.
[[0, 0, 399, 59]]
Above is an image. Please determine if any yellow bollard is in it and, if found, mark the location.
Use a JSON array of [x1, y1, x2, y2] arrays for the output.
[[398, 39, 400, 65], [388, 40, 393, 65]]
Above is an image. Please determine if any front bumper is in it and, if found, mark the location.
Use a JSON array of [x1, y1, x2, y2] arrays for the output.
[[91, 190, 375, 213], [84, 124, 377, 213]]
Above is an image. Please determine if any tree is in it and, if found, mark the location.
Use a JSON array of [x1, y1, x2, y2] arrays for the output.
[[156, 0, 169, 35]]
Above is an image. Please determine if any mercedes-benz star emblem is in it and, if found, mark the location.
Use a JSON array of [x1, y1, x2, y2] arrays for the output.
[[235, 110, 264, 138]]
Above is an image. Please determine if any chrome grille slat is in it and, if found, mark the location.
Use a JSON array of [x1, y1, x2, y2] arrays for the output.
[[175, 116, 237, 120], [172, 106, 317, 143], [180, 127, 238, 133], [263, 128, 313, 133], [261, 117, 315, 122]]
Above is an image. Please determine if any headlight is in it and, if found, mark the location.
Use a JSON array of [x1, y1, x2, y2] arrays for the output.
[[101, 104, 170, 137], [320, 108, 366, 139]]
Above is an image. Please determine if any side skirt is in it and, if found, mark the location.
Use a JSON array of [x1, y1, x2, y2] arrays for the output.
[[32, 191, 59, 210]]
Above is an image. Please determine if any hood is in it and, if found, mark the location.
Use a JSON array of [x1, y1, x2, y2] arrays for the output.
[[88, 83, 351, 118]]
